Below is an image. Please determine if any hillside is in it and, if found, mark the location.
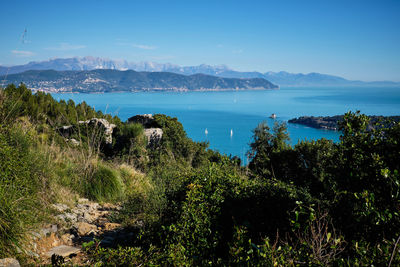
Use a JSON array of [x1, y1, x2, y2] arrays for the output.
[[289, 115, 400, 130], [2, 57, 398, 87], [1, 84, 400, 265], [0, 69, 278, 93]]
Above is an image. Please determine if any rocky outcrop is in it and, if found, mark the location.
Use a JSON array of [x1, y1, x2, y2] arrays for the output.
[[128, 114, 163, 146], [58, 118, 116, 145], [57, 125, 75, 137], [0, 258, 20, 267], [128, 114, 158, 128], [289, 115, 400, 131], [78, 118, 116, 145], [144, 128, 164, 146]]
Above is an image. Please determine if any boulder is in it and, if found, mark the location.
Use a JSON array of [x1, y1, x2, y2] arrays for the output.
[[0, 258, 20, 267], [101, 203, 121, 211], [51, 203, 69, 213], [57, 125, 75, 138], [128, 114, 158, 128], [78, 118, 116, 145], [103, 223, 122, 231], [74, 222, 97, 236], [67, 138, 80, 146], [144, 128, 163, 146], [60, 234, 75, 246], [78, 198, 89, 203], [57, 213, 77, 223], [45, 245, 80, 258]]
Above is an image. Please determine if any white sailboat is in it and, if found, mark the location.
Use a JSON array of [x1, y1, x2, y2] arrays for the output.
[[230, 129, 233, 137], [205, 128, 208, 136]]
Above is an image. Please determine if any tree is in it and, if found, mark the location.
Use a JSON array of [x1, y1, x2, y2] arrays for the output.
[[248, 121, 290, 178]]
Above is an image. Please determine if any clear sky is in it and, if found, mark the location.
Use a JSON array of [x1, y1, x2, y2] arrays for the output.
[[0, 0, 399, 81]]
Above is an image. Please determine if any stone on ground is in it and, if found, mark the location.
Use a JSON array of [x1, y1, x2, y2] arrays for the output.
[[0, 258, 20, 267], [103, 222, 122, 231], [74, 222, 97, 236], [45, 245, 80, 258]]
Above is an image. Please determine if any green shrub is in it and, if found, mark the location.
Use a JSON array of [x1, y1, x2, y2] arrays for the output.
[[84, 162, 124, 202], [0, 126, 48, 257], [113, 123, 147, 169]]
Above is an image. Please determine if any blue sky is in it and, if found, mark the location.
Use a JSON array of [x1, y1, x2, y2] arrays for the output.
[[0, 0, 399, 81]]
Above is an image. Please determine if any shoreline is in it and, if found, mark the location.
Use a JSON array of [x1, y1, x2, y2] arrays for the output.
[[32, 87, 280, 94]]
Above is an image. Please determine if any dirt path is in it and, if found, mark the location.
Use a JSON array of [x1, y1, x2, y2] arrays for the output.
[[27, 198, 131, 265]]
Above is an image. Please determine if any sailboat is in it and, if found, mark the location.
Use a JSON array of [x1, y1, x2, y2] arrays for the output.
[[230, 129, 233, 137], [205, 128, 208, 136]]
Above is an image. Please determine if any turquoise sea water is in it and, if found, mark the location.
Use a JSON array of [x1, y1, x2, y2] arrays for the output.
[[52, 86, 400, 164]]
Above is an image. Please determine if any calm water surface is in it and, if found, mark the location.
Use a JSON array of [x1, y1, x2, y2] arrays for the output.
[[52, 87, 400, 164]]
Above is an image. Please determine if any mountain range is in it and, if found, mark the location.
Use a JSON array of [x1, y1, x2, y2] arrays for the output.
[[0, 69, 278, 93], [1, 56, 398, 87]]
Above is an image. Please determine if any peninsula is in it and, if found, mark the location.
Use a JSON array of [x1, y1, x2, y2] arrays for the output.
[[288, 115, 400, 131], [0, 69, 278, 93]]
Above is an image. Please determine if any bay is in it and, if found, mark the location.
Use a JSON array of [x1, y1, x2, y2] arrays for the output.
[[52, 86, 400, 164]]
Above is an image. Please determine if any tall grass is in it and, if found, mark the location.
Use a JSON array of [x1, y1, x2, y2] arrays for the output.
[[0, 125, 48, 257], [84, 161, 124, 202]]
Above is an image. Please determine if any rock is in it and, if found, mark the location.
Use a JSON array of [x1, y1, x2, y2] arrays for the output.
[[144, 128, 163, 146], [59, 118, 116, 145], [40, 224, 58, 237], [128, 114, 158, 127], [78, 198, 89, 203], [74, 222, 97, 236], [127, 114, 163, 146], [67, 138, 80, 146], [31, 231, 42, 240], [78, 118, 116, 145], [61, 234, 74, 246], [0, 258, 20, 267], [45, 245, 80, 258], [83, 212, 96, 223], [51, 203, 69, 213], [31, 224, 59, 241], [57, 125, 75, 138], [26, 251, 39, 258], [103, 223, 122, 231], [51, 224, 58, 233], [57, 213, 77, 223], [101, 203, 120, 211]]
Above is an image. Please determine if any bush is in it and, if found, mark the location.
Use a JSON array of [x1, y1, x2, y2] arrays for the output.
[[117, 164, 166, 226], [84, 161, 124, 202], [0, 125, 48, 257], [113, 123, 147, 169]]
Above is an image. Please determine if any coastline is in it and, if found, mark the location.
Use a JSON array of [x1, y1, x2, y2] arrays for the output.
[[32, 87, 280, 94]]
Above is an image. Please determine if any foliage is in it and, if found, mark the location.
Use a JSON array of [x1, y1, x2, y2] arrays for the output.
[[2, 83, 400, 265], [247, 121, 290, 177], [113, 123, 148, 169], [84, 161, 124, 202], [0, 125, 49, 257]]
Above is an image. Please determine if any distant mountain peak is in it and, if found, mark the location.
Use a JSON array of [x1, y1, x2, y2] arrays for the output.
[[0, 56, 398, 87]]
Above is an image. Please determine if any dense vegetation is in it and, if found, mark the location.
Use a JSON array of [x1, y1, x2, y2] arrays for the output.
[[0, 83, 399, 265]]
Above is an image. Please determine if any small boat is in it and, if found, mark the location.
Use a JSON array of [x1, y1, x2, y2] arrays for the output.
[[230, 129, 233, 137], [270, 113, 277, 119], [205, 128, 208, 135]]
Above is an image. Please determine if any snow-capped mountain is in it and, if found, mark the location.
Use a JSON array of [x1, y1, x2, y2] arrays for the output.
[[1, 57, 398, 87]]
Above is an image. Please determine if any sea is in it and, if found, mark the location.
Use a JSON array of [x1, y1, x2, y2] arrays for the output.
[[52, 86, 400, 165]]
